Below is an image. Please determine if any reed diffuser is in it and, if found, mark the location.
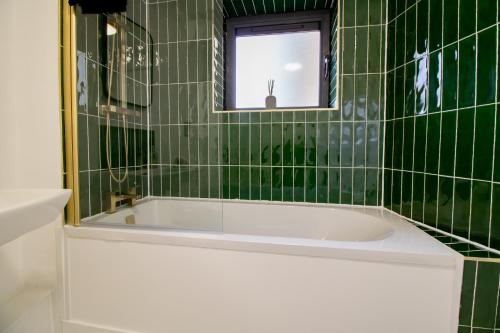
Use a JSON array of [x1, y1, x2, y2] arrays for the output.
[[265, 79, 276, 109]]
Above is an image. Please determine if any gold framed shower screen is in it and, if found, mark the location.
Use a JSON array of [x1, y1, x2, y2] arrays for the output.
[[61, 0, 80, 226]]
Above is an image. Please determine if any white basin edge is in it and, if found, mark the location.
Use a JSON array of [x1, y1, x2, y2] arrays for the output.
[[0, 189, 72, 247]]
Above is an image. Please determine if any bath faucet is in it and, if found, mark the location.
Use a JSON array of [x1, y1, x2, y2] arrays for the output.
[[107, 187, 139, 214]]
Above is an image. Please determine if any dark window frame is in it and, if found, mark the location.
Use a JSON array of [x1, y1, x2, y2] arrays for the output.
[[225, 10, 331, 110]]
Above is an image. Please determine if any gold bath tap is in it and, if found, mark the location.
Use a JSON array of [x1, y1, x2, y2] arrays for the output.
[[106, 187, 139, 214]]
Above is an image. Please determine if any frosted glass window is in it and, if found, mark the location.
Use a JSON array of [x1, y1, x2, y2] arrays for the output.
[[235, 31, 321, 109]]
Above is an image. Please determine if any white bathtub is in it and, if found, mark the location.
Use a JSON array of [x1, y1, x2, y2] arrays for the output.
[[63, 199, 463, 333]]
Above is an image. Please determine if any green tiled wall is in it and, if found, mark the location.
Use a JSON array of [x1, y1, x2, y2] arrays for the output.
[[459, 259, 500, 333], [148, 0, 387, 205], [75, 1, 150, 219], [385, 0, 500, 250]]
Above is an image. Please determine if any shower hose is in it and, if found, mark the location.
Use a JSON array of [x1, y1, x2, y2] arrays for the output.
[[106, 27, 129, 184]]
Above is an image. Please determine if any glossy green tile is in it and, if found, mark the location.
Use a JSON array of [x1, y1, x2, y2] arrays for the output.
[[355, 0, 369, 25], [478, 0, 496, 30], [384, 170, 393, 210], [442, 44, 458, 110], [283, 167, 293, 202], [317, 123, 328, 167], [199, 166, 209, 198], [396, 0, 405, 16], [392, 171, 402, 214], [437, 177, 453, 232], [272, 124, 282, 166], [401, 171, 412, 217], [328, 122, 341, 167], [341, 169, 353, 205], [477, 27, 497, 105], [250, 166, 260, 200], [388, 1, 396, 21], [428, 0, 442, 52], [387, 23, 396, 71], [439, 111, 457, 176], [442, 0, 458, 46], [455, 108, 475, 178], [458, 36, 477, 108], [459, 0, 476, 38], [304, 167, 316, 202], [428, 51, 442, 113], [367, 75, 382, 120], [470, 181, 492, 245], [328, 168, 340, 204], [369, 0, 383, 24], [355, 28, 368, 74], [293, 167, 305, 202], [305, 123, 317, 167], [271, 167, 282, 201], [416, 0, 428, 55], [413, 116, 426, 172], [354, 122, 366, 167], [459, 260, 477, 326], [426, 113, 440, 174], [405, 62, 416, 116], [424, 174, 438, 226], [393, 119, 403, 169], [342, 28, 355, 74], [281, 123, 293, 167], [473, 262, 500, 328], [403, 117, 414, 170], [343, 0, 355, 26], [367, 169, 379, 206], [492, 184, 500, 249], [395, 14, 406, 67], [261, 123, 271, 166], [355, 75, 367, 120], [384, 120, 394, 169], [366, 123, 379, 168], [395, 67, 405, 118], [453, 178, 472, 238], [473, 105, 495, 180], [353, 169, 365, 205], [341, 122, 354, 167], [260, 166, 271, 201], [405, 6, 416, 63], [415, 56, 428, 115]]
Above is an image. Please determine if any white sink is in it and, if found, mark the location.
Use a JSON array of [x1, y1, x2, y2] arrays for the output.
[[0, 189, 72, 247]]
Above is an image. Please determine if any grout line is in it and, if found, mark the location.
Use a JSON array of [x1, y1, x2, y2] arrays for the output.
[[466, 0, 478, 241], [431, 2, 440, 230], [488, 2, 499, 248], [451, 0, 460, 235], [470, 260, 479, 330], [363, 0, 370, 206], [494, 274, 500, 331], [350, 0, 357, 205]]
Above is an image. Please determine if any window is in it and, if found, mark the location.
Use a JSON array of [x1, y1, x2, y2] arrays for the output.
[[225, 11, 331, 110]]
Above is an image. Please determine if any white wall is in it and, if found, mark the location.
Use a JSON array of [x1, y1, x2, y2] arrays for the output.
[[0, 0, 63, 332], [0, 0, 61, 188]]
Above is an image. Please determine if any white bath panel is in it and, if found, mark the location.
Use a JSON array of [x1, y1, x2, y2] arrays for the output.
[[64, 201, 463, 333]]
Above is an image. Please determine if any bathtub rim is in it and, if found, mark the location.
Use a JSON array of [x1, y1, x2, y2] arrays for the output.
[[71, 198, 463, 269], [82, 197, 398, 242]]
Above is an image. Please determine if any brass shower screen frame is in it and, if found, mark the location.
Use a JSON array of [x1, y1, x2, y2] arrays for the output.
[[61, 0, 80, 226]]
